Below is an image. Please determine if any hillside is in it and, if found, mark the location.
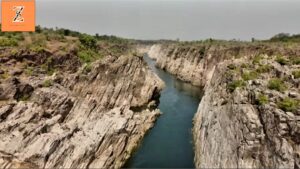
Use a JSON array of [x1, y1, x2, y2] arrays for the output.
[[0, 28, 164, 168]]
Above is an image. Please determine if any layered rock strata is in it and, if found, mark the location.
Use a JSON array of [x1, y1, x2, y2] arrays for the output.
[[147, 43, 300, 168], [193, 56, 300, 168], [148, 43, 300, 87], [0, 54, 164, 169]]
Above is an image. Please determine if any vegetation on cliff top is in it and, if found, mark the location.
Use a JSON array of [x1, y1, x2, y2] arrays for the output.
[[0, 25, 132, 58], [268, 33, 300, 43], [268, 78, 287, 92], [0, 26, 134, 80], [257, 94, 269, 105], [224, 52, 299, 113], [277, 97, 300, 112]]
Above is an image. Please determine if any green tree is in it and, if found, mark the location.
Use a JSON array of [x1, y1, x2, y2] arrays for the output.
[[79, 34, 97, 49]]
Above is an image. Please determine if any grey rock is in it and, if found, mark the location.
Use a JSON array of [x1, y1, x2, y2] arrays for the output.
[[10, 68, 23, 76], [289, 91, 299, 98], [0, 55, 164, 169], [144, 43, 300, 169], [193, 61, 300, 169]]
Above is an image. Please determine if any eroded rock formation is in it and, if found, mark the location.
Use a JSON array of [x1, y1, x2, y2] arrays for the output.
[[148, 43, 300, 87], [0, 54, 164, 169], [194, 57, 300, 168], [146, 43, 300, 168]]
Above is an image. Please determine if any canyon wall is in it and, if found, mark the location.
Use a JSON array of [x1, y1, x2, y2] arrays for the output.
[[194, 57, 300, 168], [0, 54, 164, 169], [148, 44, 215, 87], [147, 43, 300, 168], [148, 43, 300, 87]]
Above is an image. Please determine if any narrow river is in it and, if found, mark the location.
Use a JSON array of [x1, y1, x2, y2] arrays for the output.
[[125, 55, 203, 168]]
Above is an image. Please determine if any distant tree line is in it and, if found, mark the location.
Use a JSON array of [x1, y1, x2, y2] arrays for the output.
[[268, 33, 300, 42]]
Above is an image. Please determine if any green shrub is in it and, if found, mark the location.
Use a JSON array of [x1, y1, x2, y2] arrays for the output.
[[290, 56, 300, 65], [292, 70, 300, 79], [0, 32, 24, 41], [43, 79, 53, 87], [228, 80, 246, 92], [241, 63, 248, 69], [109, 45, 128, 56], [96, 35, 129, 44], [25, 67, 34, 76], [257, 94, 269, 105], [270, 33, 291, 42], [276, 56, 289, 65], [77, 48, 101, 63], [30, 45, 45, 53], [41, 63, 47, 71], [269, 33, 300, 43], [79, 34, 97, 49], [253, 55, 263, 65], [227, 64, 236, 70], [277, 97, 299, 112], [256, 64, 272, 73], [199, 47, 205, 55], [78, 50, 93, 63], [0, 38, 18, 47], [268, 78, 287, 92], [48, 33, 65, 41], [242, 71, 258, 81], [31, 34, 47, 46], [12, 34, 24, 41], [19, 94, 31, 101], [40, 59, 55, 76], [11, 49, 18, 55], [0, 72, 9, 79], [35, 25, 43, 33]]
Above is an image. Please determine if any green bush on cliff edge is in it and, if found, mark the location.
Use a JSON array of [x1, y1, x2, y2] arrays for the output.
[[268, 78, 287, 92], [228, 80, 246, 92], [257, 94, 269, 105], [0, 38, 18, 47], [292, 70, 300, 79], [277, 97, 299, 112]]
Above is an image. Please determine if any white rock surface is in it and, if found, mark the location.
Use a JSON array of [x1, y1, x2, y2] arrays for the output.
[[0, 55, 164, 169]]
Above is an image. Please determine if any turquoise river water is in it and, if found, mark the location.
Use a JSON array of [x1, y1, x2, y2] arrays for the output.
[[125, 55, 203, 168]]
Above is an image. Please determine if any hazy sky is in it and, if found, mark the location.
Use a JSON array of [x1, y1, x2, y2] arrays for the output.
[[36, 0, 300, 41]]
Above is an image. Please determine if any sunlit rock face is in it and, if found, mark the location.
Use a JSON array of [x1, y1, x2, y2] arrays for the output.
[[0, 54, 164, 169], [194, 58, 300, 168], [148, 43, 300, 168]]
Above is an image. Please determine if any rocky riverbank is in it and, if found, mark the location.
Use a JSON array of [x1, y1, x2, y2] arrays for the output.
[[146, 42, 300, 168], [194, 56, 300, 168], [147, 43, 300, 87], [0, 31, 164, 169], [1, 29, 300, 168]]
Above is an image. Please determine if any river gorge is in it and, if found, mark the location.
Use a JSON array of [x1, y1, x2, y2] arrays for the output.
[[125, 55, 202, 168], [0, 29, 299, 168]]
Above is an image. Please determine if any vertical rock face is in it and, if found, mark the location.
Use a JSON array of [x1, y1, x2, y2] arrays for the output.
[[0, 55, 164, 169], [146, 43, 300, 168], [148, 44, 213, 87], [147, 44, 256, 87], [148, 43, 300, 87], [193, 57, 300, 168]]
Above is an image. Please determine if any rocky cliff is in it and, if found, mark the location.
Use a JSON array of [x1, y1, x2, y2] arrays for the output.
[[148, 44, 213, 87], [193, 55, 300, 168], [148, 43, 300, 87], [147, 42, 300, 168], [0, 33, 164, 168]]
